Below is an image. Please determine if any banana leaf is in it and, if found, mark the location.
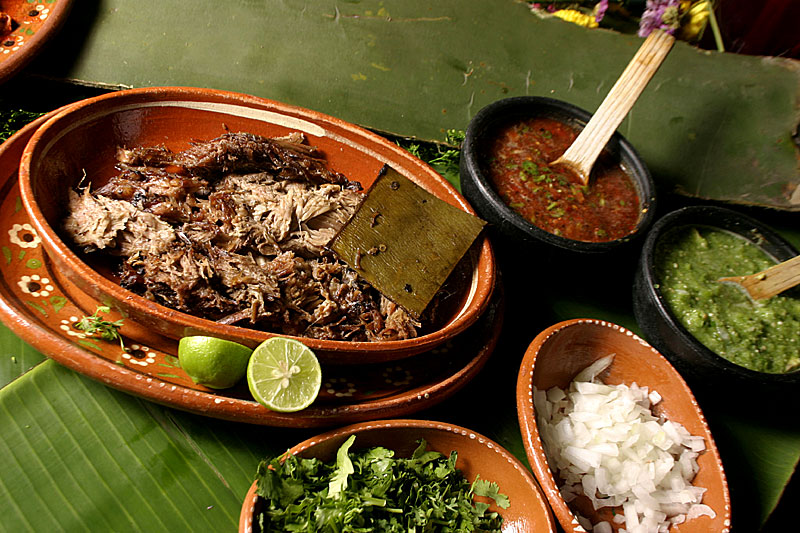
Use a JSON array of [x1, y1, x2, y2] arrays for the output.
[[23, 0, 800, 210], [0, 98, 797, 531], [0, 359, 301, 531]]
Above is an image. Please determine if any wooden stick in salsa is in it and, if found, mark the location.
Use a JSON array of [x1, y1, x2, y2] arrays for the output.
[[482, 117, 640, 242]]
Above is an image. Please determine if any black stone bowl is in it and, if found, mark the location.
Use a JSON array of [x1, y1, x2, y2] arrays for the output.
[[460, 96, 657, 259], [633, 205, 800, 408]]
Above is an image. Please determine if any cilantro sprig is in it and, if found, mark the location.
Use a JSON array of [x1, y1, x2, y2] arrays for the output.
[[255, 435, 509, 532], [74, 305, 127, 351], [396, 129, 465, 191]]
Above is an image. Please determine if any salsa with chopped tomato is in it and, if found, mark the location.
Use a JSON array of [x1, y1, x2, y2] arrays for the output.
[[482, 117, 640, 242]]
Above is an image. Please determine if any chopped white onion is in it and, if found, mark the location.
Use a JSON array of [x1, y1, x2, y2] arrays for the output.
[[535, 355, 716, 533]]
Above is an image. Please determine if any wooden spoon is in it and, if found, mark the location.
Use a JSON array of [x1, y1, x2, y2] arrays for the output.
[[718, 254, 800, 300], [552, 30, 675, 185]]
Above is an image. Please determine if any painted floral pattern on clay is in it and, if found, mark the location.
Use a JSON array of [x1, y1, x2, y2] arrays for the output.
[[382, 366, 413, 387], [60, 316, 88, 339], [17, 273, 53, 297], [1, 1, 57, 56], [324, 377, 357, 398], [8, 223, 41, 248], [123, 344, 157, 367]]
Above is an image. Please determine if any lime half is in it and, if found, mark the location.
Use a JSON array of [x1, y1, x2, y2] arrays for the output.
[[178, 336, 253, 389], [247, 337, 322, 412]]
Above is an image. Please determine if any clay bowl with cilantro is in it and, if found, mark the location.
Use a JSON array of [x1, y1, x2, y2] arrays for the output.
[[460, 96, 656, 259], [18, 86, 496, 365], [239, 419, 556, 533]]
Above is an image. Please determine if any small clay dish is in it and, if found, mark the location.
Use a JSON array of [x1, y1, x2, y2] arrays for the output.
[[239, 419, 556, 533], [633, 205, 800, 405], [0, 0, 74, 85], [517, 319, 731, 533], [460, 96, 656, 256], [19, 86, 495, 365]]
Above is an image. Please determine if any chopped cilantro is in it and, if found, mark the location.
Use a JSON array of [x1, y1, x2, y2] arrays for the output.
[[395, 129, 464, 191], [521, 160, 538, 175], [255, 436, 509, 532], [0, 107, 44, 142]]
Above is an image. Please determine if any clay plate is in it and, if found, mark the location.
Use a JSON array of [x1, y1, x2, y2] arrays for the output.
[[239, 419, 556, 533], [0, 112, 502, 427], [18, 86, 495, 365], [516, 319, 731, 532], [0, 0, 73, 84]]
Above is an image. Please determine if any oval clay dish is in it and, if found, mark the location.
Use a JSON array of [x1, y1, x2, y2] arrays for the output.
[[239, 419, 556, 533], [18, 86, 495, 365], [516, 319, 731, 532], [0, 110, 503, 427], [0, 0, 73, 84]]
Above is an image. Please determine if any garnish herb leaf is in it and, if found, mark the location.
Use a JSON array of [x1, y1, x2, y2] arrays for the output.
[[328, 434, 355, 498], [472, 476, 511, 509], [74, 306, 127, 351]]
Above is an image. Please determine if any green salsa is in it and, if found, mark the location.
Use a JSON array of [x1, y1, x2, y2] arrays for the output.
[[655, 226, 800, 374]]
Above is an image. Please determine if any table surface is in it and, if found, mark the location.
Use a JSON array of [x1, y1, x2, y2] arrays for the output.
[[1, 1, 798, 531]]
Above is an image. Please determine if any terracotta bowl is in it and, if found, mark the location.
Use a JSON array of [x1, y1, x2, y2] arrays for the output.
[[239, 419, 556, 533], [18, 86, 495, 365], [516, 319, 731, 533], [460, 96, 656, 258], [633, 205, 800, 407]]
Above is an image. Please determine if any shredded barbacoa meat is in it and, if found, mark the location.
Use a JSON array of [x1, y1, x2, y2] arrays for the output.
[[62, 132, 421, 341]]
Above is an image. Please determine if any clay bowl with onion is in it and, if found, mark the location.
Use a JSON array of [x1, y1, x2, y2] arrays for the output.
[[516, 319, 731, 533], [460, 96, 656, 264], [633, 205, 800, 407], [18, 86, 495, 365], [239, 419, 556, 533]]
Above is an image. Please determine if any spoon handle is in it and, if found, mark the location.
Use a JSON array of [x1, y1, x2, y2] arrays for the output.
[[553, 30, 675, 185], [719, 254, 800, 300]]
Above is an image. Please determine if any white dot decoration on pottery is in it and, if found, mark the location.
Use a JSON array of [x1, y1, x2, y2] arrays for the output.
[[17, 274, 53, 297], [382, 366, 412, 387], [60, 317, 87, 339], [430, 340, 454, 355], [8, 223, 40, 248], [123, 344, 157, 367], [36, 5, 51, 21], [324, 377, 357, 398]]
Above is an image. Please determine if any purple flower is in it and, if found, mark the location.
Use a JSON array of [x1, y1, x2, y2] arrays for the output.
[[595, 0, 609, 23], [638, 0, 682, 37]]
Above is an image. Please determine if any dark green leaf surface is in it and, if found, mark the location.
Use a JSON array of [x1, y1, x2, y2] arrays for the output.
[[26, 0, 800, 209]]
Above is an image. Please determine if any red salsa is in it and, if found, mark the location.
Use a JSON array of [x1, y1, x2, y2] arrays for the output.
[[482, 117, 641, 242]]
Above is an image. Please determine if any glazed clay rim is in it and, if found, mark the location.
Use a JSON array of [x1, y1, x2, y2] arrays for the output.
[[18, 86, 495, 363], [0, 112, 503, 426], [515, 318, 731, 533], [239, 419, 557, 533]]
